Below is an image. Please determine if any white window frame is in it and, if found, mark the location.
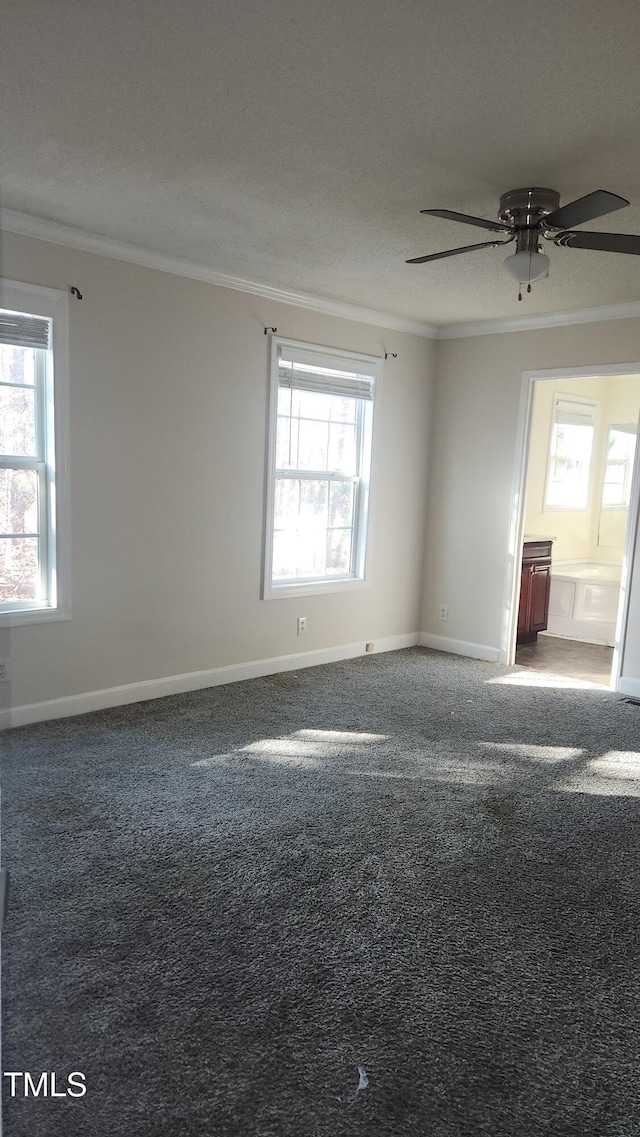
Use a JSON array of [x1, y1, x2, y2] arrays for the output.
[[0, 279, 71, 627], [262, 336, 381, 600], [543, 394, 597, 512], [600, 423, 637, 509]]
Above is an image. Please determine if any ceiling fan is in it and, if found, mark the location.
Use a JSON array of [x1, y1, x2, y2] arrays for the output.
[[407, 188, 640, 299]]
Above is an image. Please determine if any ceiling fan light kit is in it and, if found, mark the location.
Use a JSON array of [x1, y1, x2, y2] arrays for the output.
[[407, 187, 638, 301], [503, 249, 549, 286]]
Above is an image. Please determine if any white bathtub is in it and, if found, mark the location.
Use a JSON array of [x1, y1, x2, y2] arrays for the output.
[[546, 561, 621, 646]]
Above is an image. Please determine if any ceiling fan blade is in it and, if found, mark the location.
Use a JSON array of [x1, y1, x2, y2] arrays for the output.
[[420, 208, 512, 233], [543, 190, 629, 230], [553, 230, 640, 255], [406, 238, 514, 264]]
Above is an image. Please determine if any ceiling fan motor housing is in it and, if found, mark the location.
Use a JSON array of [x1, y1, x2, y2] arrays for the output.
[[498, 187, 560, 226], [498, 188, 560, 254]]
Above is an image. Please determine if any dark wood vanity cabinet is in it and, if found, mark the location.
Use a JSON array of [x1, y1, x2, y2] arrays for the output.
[[517, 539, 552, 644]]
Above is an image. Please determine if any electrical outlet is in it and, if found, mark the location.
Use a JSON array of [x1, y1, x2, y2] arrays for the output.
[[439, 605, 448, 622], [297, 616, 307, 635], [0, 658, 10, 682]]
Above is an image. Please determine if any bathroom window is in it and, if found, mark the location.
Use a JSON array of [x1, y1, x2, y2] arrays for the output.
[[601, 424, 637, 508], [545, 396, 596, 511]]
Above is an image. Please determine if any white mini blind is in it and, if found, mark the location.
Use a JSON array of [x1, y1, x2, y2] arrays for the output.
[[278, 346, 375, 402], [0, 310, 50, 350], [554, 397, 596, 426]]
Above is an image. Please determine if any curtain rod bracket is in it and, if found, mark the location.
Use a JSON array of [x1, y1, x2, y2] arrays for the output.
[[384, 352, 397, 359], [70, 286, 83, 300], [264, 326, 277, 334]]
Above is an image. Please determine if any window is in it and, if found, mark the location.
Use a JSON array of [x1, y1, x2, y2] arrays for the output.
[[0, 281, 70, 625], [263, 337, 380, 599], [601, 424, 637, 508], [545, 396, 596, 510]]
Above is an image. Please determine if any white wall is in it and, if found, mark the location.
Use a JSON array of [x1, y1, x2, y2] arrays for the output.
[[596, 377, 640, 561], [0, 232, 435, 715], [6, 228, 640, 716], [420, 320, 640, 677]]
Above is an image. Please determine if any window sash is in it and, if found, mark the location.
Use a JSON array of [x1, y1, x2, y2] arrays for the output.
[[0, 459, 46, 529], [275, 394, 365, 480], [272, 473, 360, 582]]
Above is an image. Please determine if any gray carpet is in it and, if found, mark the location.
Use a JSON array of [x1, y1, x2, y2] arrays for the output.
[[2, 647, 640, 1136]]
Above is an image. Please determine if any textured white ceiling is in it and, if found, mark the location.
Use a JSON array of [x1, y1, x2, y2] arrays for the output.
[[2, 0, 640, 325]]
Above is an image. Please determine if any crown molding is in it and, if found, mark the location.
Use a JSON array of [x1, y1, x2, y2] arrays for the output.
[[3, 208, 640, 341], [437, 300, 640, 339], [0, 209, 438, 339]]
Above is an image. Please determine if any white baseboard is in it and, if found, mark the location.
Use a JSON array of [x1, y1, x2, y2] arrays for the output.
[[1, 632, 419, 730], [418, 632, 501, 663], [617, 676, 640, 700]]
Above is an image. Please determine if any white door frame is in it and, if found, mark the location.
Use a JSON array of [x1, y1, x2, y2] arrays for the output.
[[500, 362, 640, 691]]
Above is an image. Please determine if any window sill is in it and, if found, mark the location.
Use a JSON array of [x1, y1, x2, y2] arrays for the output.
[[0, 606, 71, 628], [263, 576, 370, 600]]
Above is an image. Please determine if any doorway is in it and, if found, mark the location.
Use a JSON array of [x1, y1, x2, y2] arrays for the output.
[[503, 365, 640, 690]]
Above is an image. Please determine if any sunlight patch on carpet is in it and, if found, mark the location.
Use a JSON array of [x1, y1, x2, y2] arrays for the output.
[[479, 742, 584, 764], [487, 671, 607, 690], [292, 729, 388, 742]]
